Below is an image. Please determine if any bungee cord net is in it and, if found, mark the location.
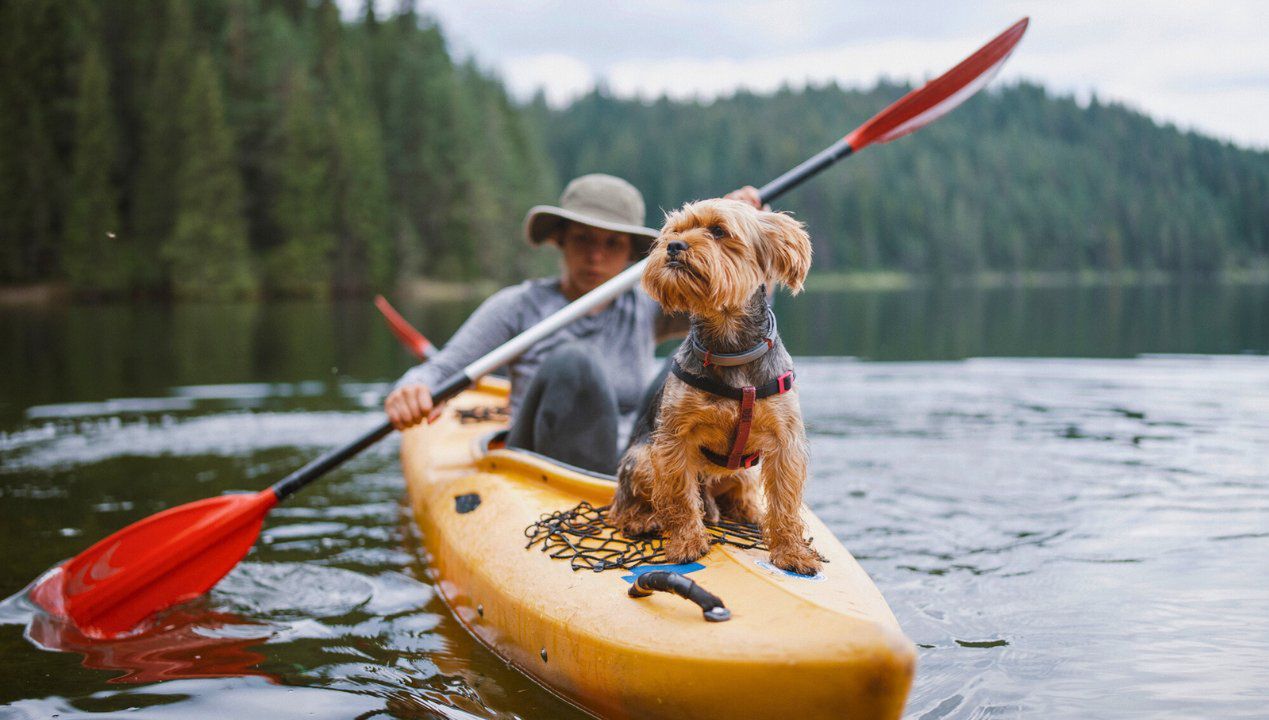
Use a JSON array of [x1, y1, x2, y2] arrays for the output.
[[524, 502, 768, 572]]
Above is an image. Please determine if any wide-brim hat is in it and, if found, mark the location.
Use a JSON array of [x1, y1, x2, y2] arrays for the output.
[[524, 174, 660, 258]]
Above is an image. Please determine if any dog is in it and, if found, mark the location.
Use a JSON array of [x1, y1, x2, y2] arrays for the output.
[[611, 198, 821, 575]]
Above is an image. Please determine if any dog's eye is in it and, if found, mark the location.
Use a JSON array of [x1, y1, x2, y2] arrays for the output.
[[706, 225, 726, 239]]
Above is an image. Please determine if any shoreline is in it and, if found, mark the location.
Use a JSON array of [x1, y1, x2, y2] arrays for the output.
[[803, 266, 1269, 292], [3, 268, 1267, 306]]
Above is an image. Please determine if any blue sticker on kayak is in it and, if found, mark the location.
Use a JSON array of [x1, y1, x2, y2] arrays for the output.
[[621, 562, 705, 583], [754, 559, 827, 582]]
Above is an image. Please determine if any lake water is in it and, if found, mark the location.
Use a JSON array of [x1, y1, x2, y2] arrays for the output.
[[1, 283, 1267, 718]]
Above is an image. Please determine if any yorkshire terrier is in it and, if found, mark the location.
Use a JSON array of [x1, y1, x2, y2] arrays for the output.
[[611, 198, 821, 575]]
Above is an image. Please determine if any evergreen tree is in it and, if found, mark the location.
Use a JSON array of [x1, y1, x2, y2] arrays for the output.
[[268, 65, 336, 296], [536, 82, 1269, 278], [131, 0, 194, 291], [0, 0, 88, 281], [383, 14, 472, 278], [329, 48, 393, 294], [3, 2, 1265, 294], [63, 44, 129, 294], [167, 52, 257, 299]]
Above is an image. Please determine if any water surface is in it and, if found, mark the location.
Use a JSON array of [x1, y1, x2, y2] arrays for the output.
[[1, 284, 1267, 718]]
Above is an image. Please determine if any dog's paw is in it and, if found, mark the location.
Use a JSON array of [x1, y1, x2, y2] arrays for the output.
[[616, 512, 662, 539], [720, 504, 762, 526], [769, 544, 822, 576], [664, 530, 712, 563]]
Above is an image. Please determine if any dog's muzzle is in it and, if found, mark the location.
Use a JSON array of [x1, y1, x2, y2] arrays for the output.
[[666, 240, 687, 258]]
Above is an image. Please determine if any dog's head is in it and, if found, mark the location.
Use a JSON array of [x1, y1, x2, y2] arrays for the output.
[[643, 198, 811, 313]]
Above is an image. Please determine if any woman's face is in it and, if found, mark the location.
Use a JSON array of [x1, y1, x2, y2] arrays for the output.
[[557, 222, 633, 296]]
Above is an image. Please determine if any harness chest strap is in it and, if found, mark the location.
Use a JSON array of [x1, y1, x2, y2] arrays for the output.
[[670, 360, 795, 470]]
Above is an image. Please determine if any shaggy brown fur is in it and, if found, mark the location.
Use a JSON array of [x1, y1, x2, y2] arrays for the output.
[[611, 198, 821, 574]]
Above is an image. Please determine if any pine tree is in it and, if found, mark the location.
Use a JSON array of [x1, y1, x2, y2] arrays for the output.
[[166, 52, 257, 299], [329, 48, 393, 294], [383, 16, 472, 278], [0, 0, 87, 282], [63, 44, 129, 294], [131, 0, 193, 291], [268, 65, 336, 296]]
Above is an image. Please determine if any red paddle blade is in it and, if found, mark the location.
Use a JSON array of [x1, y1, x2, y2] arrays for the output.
[[846, 17, 1029, 150], [30, 489, 277, 639], [374, 294, 434, 360]]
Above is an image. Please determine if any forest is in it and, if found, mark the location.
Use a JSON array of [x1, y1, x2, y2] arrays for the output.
[[0, 0, 554, 298], [533, 83, 1269, 277], [2, 0, 1267, 299]]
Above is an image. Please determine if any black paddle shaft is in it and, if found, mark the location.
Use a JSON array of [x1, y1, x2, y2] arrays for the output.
[[270, 373, 472, 500], [757, 137, 854, 205]]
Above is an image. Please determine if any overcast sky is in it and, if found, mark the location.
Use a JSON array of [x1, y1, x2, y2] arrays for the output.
[[350, 1, 1268, 150]]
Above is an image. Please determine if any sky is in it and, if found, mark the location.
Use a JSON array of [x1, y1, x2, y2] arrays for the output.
[[348, 1, 1269, 150]]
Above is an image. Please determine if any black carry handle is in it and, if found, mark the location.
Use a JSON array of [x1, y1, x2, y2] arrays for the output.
[[628, 571, 731, 622]]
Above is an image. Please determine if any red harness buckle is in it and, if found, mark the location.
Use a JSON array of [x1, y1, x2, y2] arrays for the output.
[[776, 371, 793, 394]]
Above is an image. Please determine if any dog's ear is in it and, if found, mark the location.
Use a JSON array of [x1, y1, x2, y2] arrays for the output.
[[756, 211, 812, 294]]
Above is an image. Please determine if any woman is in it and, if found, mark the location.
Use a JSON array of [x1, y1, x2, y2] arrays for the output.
[[385, 174, 761, 473]]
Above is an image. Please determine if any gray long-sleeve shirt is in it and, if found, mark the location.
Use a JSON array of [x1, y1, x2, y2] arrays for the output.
[[396, 277, 661, 426]]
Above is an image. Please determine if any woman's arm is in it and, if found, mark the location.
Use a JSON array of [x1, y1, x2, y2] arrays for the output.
[[386, 285, 524, 428]]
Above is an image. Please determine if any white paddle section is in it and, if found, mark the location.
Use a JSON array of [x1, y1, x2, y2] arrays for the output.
[[461, 258, 652, 381]]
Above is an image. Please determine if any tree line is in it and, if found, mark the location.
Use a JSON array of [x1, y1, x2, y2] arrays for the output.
[[2, 2, 1267, 300], [0, 0, 554, 298], [532, 83, 1269, 277]]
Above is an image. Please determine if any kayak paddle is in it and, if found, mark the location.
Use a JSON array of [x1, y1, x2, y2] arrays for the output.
[[758, 16, 1028, 202], [375, 294, 435, 361], [31, 17, 1027, 639]]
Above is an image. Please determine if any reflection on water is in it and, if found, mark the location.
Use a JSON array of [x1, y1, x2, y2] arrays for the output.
[[1, 286, 1267, 718], [26, 604, 274, 685], [781, 282, 1268, 359]]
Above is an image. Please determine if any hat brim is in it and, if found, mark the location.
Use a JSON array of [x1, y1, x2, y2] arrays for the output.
[[524, 205, 660, 258]]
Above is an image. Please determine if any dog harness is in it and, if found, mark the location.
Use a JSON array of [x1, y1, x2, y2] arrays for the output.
[[670, 360, 795, 470]]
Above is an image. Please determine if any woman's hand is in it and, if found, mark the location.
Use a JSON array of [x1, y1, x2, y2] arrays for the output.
[[385, 384, 446, 430], [725, 186, 769, 211]]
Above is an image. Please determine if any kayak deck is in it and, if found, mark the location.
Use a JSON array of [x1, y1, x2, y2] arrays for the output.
[[402, 380, 915, 719]]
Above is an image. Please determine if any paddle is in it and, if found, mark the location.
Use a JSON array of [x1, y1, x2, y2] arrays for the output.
[[375, 294, 435, 361], [31, 17, 1028, 639]]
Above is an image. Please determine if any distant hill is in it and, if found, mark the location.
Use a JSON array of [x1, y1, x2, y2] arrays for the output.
[[531, 82, 1269, 276]]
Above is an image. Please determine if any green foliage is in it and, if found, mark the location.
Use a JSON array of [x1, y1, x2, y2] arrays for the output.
[[382, 17, 472, 279], [0, 0, 88, 281], [3, 2, 1265, 297], [268, 64, 336, 296], [63, 44, 129, 294], [0, 1, 555, 298], [167, 52, 257, 299], [535, 82, 1269, 276], [130, 0, 194, 291], [329, 44, 393, 293]]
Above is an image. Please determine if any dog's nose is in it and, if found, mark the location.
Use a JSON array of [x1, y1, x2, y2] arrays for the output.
[[666, 240, 687, 257]]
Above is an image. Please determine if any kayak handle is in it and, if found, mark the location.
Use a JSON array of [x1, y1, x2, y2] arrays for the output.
[[628, 571, 731, 622]]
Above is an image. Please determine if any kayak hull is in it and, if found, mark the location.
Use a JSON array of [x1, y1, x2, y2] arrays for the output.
[[403, 381, 915, 719]]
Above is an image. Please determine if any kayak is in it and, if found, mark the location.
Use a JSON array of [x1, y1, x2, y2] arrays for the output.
[[402, 378, 916, 719]]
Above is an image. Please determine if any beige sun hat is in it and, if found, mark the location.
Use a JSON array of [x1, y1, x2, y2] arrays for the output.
[[524, 174, 660, 258]]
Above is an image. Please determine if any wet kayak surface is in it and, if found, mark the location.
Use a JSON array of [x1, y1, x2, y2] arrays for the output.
[[2, 294, 1268, 718]]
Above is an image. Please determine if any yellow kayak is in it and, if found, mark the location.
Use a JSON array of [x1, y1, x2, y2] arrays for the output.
[[402, 378, 915, 719]]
